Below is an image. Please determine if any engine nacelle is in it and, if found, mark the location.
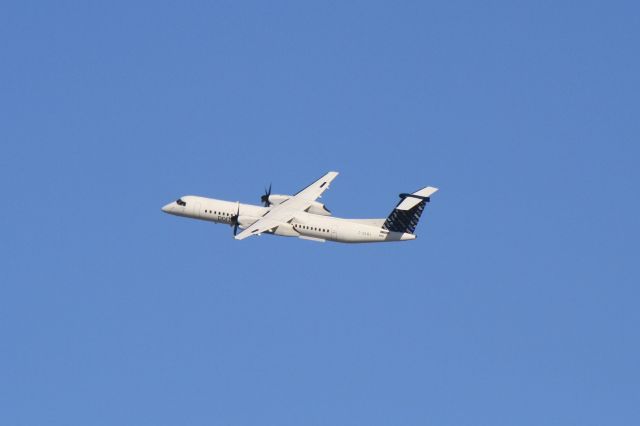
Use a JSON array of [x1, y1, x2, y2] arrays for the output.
[[272, 223, 299, 237], [238, 215, 259, 229], [306, 201, 332, 216], [267, 194, 291, 205]]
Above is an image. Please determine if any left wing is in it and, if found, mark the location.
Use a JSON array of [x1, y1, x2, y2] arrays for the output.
[[233, 217, 285, 241], [234, 171, 339, 241]]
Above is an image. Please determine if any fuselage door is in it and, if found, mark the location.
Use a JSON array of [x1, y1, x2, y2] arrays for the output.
[[190, 202, 201, 219]]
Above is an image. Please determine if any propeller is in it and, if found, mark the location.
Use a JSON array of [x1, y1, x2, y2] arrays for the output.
[[230, 202, 240, 236], [260, 183, 272, 207]]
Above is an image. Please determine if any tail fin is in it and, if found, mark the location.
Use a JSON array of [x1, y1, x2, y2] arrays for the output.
[[382, 186, 438, 234]]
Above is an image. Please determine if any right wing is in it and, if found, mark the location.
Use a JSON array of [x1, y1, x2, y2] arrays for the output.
[[292, 171, 339, 202]]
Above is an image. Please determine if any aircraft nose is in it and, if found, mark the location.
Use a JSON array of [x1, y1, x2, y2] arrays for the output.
[[161, 203, 174, 213]]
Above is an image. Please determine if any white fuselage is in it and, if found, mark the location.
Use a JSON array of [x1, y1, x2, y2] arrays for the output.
[[161, 195, 416, 243]]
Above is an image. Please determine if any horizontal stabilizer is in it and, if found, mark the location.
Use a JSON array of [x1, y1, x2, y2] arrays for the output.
[[396, 187, 438, 211]]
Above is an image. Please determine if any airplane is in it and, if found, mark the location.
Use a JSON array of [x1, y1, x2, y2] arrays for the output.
[[161, 171, 438, 243]]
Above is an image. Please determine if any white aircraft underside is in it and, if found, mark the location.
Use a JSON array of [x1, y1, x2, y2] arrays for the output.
[[161, 171, 438, 244]]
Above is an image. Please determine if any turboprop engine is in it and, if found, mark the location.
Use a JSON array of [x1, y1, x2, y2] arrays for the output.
[[306, 201, 331, 216], [265, 194, 290, 205], [272, 222, 299, 237], [237, 215, 259, 229]]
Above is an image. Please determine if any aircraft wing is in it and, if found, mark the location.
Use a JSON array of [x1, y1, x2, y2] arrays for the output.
[[293, 171, 339, 202], [234, 171, 339, 241], [233, 216, 288, 240]]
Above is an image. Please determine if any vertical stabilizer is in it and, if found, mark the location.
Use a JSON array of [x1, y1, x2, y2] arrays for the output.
[[382, 187, 438, 234]]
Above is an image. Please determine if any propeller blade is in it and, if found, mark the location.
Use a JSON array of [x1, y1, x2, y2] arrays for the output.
[[230, 202, 240, 237], [261, 183, 272, 206]]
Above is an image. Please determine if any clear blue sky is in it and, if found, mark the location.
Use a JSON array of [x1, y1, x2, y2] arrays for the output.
[[2, 1, 639, 425]]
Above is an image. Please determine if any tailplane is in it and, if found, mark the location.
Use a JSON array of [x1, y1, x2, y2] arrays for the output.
[[382, 186, 438, 234]]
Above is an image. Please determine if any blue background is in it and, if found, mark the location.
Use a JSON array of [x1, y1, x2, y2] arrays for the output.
[[2, 1, 639, 425]]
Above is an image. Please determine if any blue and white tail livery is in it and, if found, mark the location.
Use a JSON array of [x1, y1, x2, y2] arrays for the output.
[[382, 186, 439, 234], [162, 172, 439, 244]]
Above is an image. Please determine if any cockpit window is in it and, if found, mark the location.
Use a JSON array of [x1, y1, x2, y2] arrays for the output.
[[176, 198, 187, 206]]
